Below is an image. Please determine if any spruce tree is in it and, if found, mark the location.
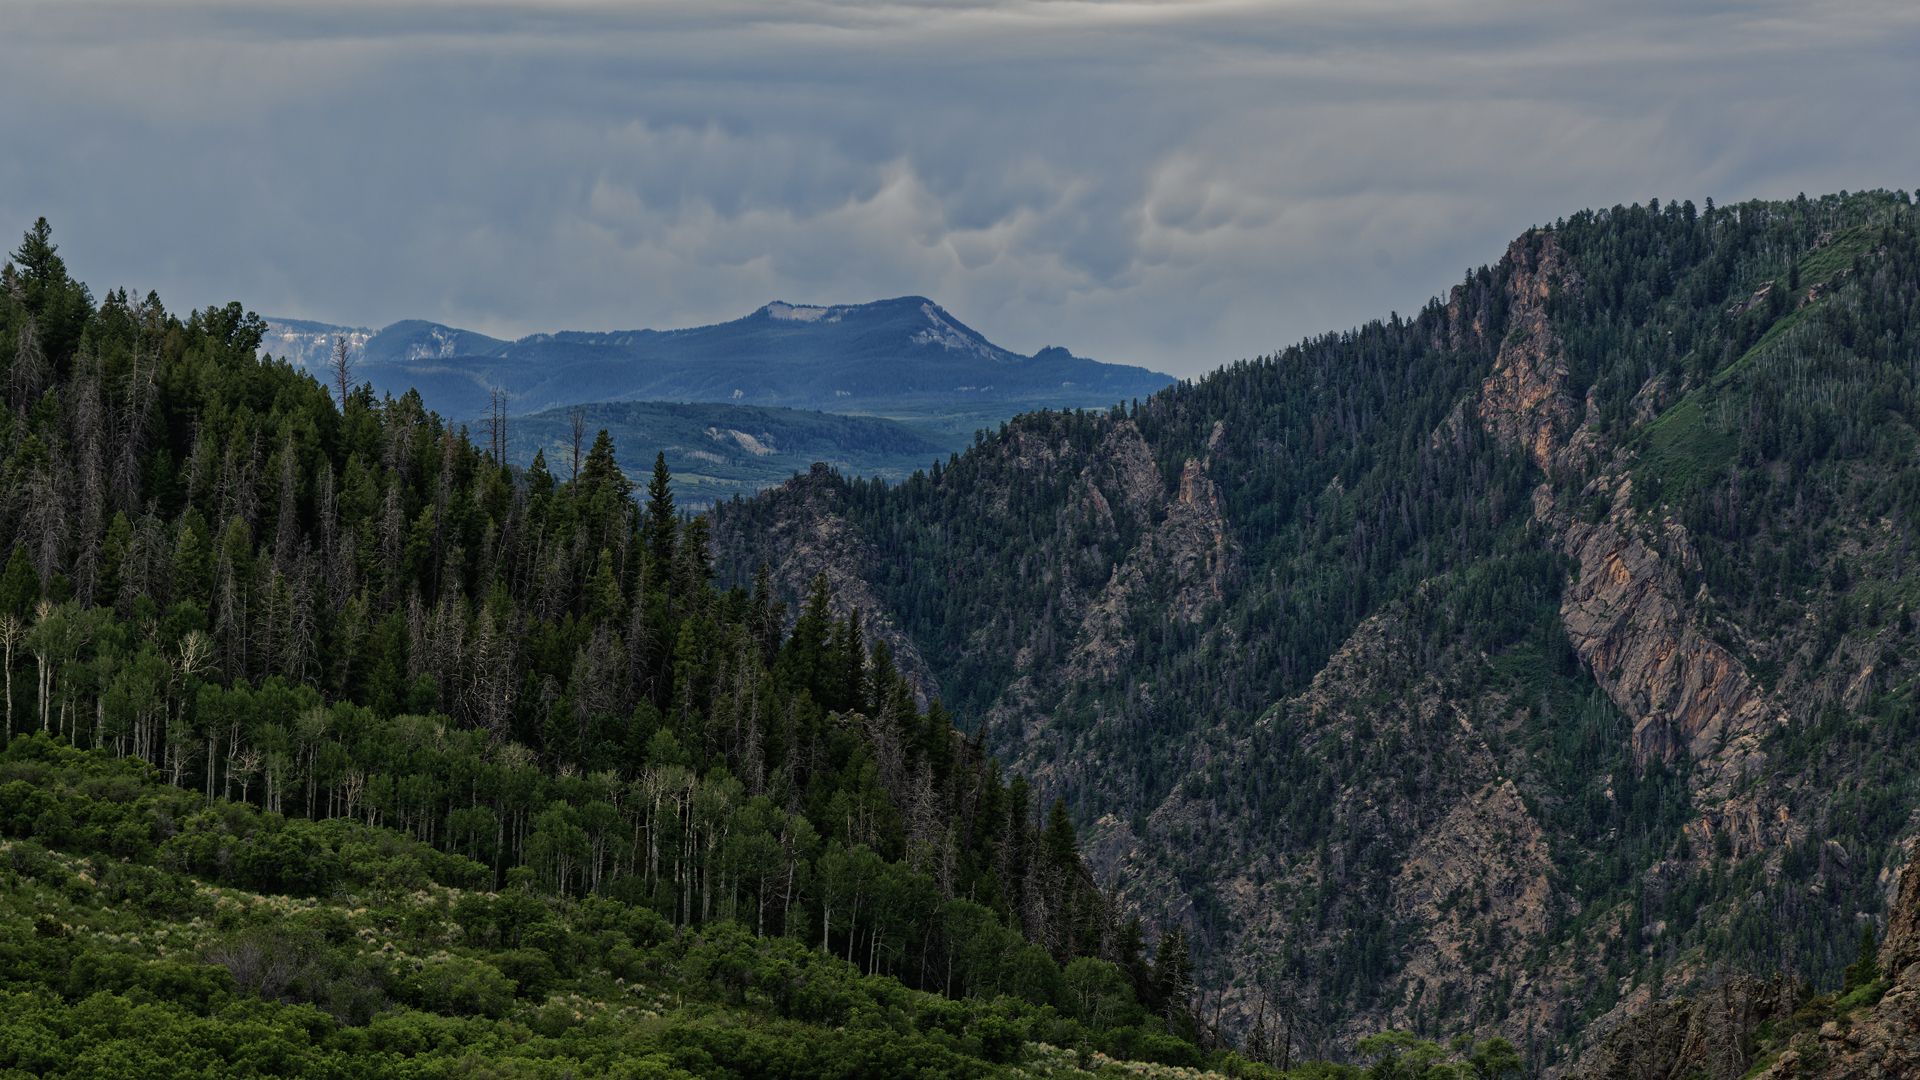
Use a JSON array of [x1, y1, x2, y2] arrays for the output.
[[646, 451, 676, 571], [1844, 923, 1881, 991]]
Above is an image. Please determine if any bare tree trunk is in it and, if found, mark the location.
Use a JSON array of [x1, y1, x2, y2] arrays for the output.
[[0, 616, 19, 742], [330, 335, 355, 406], [36, 652, 49, 733], [568, 405, 586, 478]]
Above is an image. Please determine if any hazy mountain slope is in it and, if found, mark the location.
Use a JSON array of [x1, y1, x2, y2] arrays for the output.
[[509, 400, 950, 506], [260, 316, 372, 370], [712, 191, 1920, 1069], [264, 298, 1169, 499]]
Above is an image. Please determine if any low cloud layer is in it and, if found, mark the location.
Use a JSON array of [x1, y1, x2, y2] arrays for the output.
[[5, 1, 1918, 376]]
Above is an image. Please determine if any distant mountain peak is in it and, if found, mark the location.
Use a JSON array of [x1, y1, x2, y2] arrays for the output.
[[751, 296, 1007, 359], [905, 300, 1003, 359]]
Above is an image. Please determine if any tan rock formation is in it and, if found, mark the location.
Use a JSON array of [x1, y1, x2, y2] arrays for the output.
[[1389, 779, 1553, 1015], [1467, 231, 1782, 801], [1551, 490, 1781, 792], [1475, 234, 1580, 476]]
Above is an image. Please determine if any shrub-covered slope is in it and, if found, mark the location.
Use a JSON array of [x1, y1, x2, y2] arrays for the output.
[[0, 737, 1229, 1079]]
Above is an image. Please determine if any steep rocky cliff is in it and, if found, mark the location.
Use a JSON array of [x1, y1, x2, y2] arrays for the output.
[[716, 463, 941, 697], [1470, 232, 1785, 807]]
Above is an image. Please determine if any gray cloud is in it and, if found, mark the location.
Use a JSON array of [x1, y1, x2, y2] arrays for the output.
[[3, 0, 1917, 376]]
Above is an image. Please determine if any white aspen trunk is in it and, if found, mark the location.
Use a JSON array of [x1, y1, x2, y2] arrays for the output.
[[847, 893, 861, 965], [782, 857, 796, 938], [2, 638, 13, 737]]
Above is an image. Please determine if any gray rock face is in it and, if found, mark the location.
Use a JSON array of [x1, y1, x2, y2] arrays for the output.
[[1563, 975, 1794, 1080]]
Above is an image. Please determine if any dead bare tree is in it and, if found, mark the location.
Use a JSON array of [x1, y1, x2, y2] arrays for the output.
[[67, 353, 108, 605], [329, 334, 355, 406], [272, 435, 301, 571], [483, 387, 511, 463], [10, 316, 48, 414], [568, 405, 588, 479], [203, 928, 310, 1002], [21, 448, 69, 590], [113, 339, 157, 515]]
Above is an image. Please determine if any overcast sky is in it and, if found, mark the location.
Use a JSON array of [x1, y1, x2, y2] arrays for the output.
[[5, 1, 1918, 378]]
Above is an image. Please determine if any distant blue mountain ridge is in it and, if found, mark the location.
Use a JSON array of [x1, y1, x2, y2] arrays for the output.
[[264, 296, 1172, 427], [262, 296, 1174, 499]]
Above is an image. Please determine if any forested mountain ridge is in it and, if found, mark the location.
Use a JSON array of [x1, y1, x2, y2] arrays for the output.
[[0, 219, 1264, 1076], [712, 190, 1920, 1069]]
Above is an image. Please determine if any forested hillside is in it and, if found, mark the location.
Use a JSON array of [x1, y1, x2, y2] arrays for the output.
[[507, 399, 950, 507], [0, 220, 1245, 1076], [713, 191, 1920, 1069]]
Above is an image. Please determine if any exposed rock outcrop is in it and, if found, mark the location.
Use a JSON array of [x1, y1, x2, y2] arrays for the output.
[[1110, 606, 1579, 1055], [1474, 234, 1581, 475], [985, 420, 1240, 791], [1389, 779, 1553, 1017], [1881, 854, 1920, 977], [1548, 483, 1782, 793], [1063, 420, 1236, 676], [1465, 232, 1782, 800], [1563, 974, 1796, 1080]]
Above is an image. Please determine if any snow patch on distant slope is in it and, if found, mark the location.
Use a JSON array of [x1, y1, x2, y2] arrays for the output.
[[407, 327, 466, 361], [766, 302, 836, 323], [912, 302, 1001, 359], [260, 321, 373, 371]]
